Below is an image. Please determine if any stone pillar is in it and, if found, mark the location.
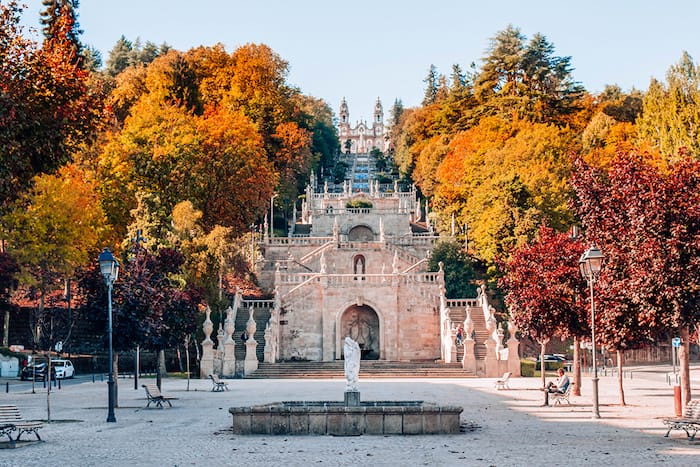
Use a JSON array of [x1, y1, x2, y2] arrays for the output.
[[200, 306, 214, 378], [244, 307, 259, 375], [484, 312, 499, 377], [222, 306, 236, 376], [507, 321, 521, 376], [462, 309, 477, 373]]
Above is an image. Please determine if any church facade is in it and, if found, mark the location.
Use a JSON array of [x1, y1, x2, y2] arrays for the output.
[[338, 98, 390, 153]]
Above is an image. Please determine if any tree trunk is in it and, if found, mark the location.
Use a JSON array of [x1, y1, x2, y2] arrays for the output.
[[680, 327, 692, 405], [185, 336, 191, 392], [156, 349, 166, 390], [573, 337, 581, 396], [540, 341, 547, 388], [176, 346, 184, 373], [617, 349, 626, 406]]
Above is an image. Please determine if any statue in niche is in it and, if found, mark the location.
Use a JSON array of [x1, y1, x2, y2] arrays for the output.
[[346, 310, 372, 351], [344, 337, 360, 392]]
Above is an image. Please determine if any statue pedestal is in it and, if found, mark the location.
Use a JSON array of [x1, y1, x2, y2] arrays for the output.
[[344, 390, 360, 407], [244, 339, 259, 375], [200, 341, 214, 378], [462, 339, 476, 373]]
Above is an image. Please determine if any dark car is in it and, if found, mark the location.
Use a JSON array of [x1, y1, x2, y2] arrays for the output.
[[20, 363, 55, 381], [535, 354, 567, 370]]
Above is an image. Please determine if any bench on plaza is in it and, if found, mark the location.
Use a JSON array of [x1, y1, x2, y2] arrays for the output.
[[209, 374, 230, 392], [0, 405, 44, 445], [550, 382, 574, 405], [494, 372, 512, 390], [142, 384, 178, 409], [663, 400, 700, 441]]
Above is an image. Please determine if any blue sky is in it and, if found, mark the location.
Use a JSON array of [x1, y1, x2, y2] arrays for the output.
[[19, 0, 700, 122]]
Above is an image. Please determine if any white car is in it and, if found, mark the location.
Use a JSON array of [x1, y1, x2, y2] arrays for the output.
[[51, 359, 75, 379]]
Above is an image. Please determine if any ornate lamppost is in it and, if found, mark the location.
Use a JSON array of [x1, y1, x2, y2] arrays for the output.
[[98, 248, 119, 423], [579, 244, 604, 418]]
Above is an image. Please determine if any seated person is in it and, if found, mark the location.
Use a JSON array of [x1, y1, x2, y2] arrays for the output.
[[543, 368, 570, 406]]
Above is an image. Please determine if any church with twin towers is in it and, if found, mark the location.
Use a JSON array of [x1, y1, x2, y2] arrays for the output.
[[338, 98, 391, 154], [199, 97, 520, 380]]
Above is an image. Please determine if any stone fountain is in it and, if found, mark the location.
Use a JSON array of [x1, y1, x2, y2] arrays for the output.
[[228, 338, 463, 435]]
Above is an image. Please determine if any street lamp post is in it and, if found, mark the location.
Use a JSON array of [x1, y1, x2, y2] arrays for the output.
[[98, 248, 120, 423], [270, 194, 278, 239], [579, 244, 604, 419]]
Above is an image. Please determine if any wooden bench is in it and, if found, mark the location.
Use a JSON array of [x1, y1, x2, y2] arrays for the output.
[[209, 374, 230, 392], [0, 405, 44, 444], [663, 400, 700, 441], [550, 382, 574, 405], [142, 384, 178, 408], [494, 372, 512, 390]]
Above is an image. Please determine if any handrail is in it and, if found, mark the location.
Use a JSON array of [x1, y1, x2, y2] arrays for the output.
[[298, 241, 336, 264]]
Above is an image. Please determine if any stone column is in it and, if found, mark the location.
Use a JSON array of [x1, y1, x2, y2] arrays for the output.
[[244, 307, 259, 375], [222, 306, 236, 376], [507, 321, 521, 376], [462, 309, 477, 373], [200, 306, 214, 378]]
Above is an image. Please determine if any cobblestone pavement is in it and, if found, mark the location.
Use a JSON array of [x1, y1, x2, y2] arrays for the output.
[[1, 364, 698, 466]]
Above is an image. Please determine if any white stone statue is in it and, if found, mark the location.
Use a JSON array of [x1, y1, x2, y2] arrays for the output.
[[344, 337, 360, 392]]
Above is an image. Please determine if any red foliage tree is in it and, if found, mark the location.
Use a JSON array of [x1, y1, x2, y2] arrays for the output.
[[499, 224, 588, 388], [0, 2, 104, 210], [571, 151, 700, 403]]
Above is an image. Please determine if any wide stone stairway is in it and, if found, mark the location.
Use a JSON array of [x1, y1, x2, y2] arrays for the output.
[[246, 360, 476, 379]]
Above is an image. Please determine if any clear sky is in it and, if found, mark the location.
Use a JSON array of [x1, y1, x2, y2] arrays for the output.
[[19, 0, 700, 123]]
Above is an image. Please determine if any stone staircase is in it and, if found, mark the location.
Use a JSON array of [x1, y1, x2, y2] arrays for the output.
[[246, 361, 476, 379], [234, 302, 272, 362], [448, 305, 488, 360]]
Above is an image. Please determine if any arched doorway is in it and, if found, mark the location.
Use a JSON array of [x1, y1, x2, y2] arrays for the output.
[[340, 305, 380, 360]]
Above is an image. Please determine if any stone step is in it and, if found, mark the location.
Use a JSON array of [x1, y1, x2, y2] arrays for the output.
[[246, 361, 476, 379]]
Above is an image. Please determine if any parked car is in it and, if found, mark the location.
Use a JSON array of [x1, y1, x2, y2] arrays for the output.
[[20, 362, 55, 381], [52, 359, 75, 379], [535, 354, 567, 370], [536, 354, 566, 363]]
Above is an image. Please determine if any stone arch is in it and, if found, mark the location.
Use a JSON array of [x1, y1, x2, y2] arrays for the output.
[[338, 304, 380, 360], [348, 225, 374, 241]]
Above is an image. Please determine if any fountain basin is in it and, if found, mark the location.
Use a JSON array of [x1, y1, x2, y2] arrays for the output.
[[229, 401, 463, 435]]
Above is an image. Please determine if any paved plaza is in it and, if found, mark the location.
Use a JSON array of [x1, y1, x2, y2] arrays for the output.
[[1, 365, 699, 466]]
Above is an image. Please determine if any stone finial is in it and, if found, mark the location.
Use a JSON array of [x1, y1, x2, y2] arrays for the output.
[[508, 320, 518, 337], [224, 306, 235, 344], [203, 306, 214, 344], [246, 306, 257, 336], [392, 250, 399, 274], [216, 323, 225, 349], [464, 309, 474, 340]]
